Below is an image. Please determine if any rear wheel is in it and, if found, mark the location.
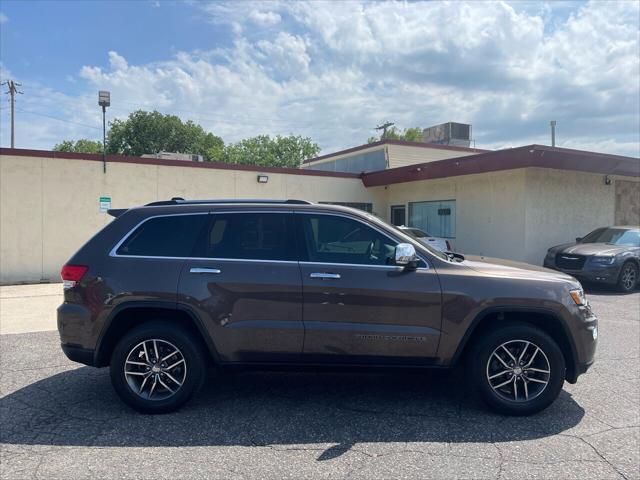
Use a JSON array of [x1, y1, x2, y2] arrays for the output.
[[468, 324, 565, 416], [110, 321, 206, 414], [618, 261, 638, 293]]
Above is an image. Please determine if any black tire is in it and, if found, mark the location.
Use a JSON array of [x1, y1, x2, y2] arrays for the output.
[[617, 261, 638, 293], [110, 321, 206, 414], [467, 323, 565, 416]]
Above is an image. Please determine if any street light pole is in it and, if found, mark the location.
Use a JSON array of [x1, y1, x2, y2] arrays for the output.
[[102, 105, 106, 173], [98, 91, 110, 174]]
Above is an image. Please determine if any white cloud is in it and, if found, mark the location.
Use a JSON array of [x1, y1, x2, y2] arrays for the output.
[[249, 10, 281, 26], [2, 1, 638, 158], [0, 12, 8, 24]]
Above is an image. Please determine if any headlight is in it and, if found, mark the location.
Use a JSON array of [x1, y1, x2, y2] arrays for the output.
[[591, 256, 616, 265], [570, 288, 587, 306]]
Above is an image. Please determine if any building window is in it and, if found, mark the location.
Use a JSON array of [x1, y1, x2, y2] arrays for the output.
[[408, 200, 456, 238], [319, 202, 373, 213]]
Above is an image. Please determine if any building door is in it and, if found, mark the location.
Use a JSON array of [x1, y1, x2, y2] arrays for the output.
[[390, 205, 406, 226]]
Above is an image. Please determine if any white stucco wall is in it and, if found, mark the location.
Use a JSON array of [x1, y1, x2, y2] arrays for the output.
[[1, 152, 635, 283], [0, 154, 378, 284], [377, 169, 528, 261], [523, 168, 637, 265]]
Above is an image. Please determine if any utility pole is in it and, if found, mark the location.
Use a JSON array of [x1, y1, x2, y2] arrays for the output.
[[375, 121, 395, 139], [2, 80, 23, 148]]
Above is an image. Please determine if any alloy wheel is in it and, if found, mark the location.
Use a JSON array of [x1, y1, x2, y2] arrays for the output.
[[621, 264, 637, 291], [485, 340, 550, 402], [124, 339, 187, 401]]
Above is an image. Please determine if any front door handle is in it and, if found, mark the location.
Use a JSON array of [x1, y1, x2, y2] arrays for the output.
[[309, 272, 341, 279], [190, 267, 221, 274]]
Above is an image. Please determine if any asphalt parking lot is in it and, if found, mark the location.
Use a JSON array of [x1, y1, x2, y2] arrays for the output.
[[0, 284, 638, 479]]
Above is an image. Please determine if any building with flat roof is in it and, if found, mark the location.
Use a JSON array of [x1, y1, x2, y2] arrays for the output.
[[1, 142, 638, 283]]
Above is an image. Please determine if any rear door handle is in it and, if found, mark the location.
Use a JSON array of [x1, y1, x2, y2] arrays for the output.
[[190, 267, 221, 274], [309, 272, 341, 279]]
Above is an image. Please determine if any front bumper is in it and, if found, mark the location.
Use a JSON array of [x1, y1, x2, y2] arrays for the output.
[[565, 300, 598, 383], [544, 259, 621, 285]]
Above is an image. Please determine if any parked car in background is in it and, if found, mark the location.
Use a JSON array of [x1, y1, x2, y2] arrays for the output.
[[544, 226, 640, 293], [58, 199, 597, 416], [397, 226, 453, 252]]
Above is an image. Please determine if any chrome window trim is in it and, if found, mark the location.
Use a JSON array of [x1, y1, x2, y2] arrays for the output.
[[299, 261, 429, 271], [108, 208, 430, 269], [294, 210, 430, 269]]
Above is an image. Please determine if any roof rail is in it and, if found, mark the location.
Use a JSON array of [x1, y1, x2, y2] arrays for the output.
[[144, 198, 313, 207]]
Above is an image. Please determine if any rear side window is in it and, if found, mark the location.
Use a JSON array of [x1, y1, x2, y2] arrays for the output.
[[116, 214, 208, 257], [195, 213, 295, 261]]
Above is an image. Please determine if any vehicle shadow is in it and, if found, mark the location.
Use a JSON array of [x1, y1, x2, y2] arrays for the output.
[[0, 366, 585, 459], [582, 282, 638, 296]]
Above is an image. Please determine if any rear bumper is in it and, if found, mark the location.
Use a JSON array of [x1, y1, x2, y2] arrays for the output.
[[61, 343, 96, 366]]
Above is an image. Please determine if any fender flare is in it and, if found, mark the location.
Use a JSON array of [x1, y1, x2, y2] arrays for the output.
[[94, 300, 221, 366], [449, 305, 579, 374]]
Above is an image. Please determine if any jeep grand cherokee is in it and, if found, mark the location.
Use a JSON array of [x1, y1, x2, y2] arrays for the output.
[[58, 199, 597, 415]]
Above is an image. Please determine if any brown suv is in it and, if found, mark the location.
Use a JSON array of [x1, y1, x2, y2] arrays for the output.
[[58, 199, 597, 415]]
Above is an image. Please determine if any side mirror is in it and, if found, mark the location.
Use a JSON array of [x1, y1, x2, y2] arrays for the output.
[[575, 237, 582, 243], [395, 243, 418, 268]]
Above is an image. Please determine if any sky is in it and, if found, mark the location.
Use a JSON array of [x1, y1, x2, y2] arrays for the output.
[[0, 0, 638, 157]]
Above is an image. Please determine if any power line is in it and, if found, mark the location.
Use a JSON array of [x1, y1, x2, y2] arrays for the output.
[[16, 83, 360, 131], [15, 107, 101, 130]]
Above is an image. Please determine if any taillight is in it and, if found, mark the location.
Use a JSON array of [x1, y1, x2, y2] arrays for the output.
[[445, 240, 452, 251], [60, 264, 88, 289]]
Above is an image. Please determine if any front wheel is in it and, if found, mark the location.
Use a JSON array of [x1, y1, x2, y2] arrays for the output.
[[468, 324, 565, 416], [618, 261, 638, 293], [110, 322, 206, 414]]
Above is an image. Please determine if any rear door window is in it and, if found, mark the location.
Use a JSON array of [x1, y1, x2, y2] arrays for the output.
[[196, 212, 295, 261], [116, 214, 208, 257]]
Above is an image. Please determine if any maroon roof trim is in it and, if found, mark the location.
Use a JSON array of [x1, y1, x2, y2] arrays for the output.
[[0, 148, 362, 179], [303, 139, 489, 164], [361, 144, 640, 187]]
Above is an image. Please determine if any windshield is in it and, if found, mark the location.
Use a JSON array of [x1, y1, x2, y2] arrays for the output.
[[581, 228, 640, 246], [402, 228, 431, 239]]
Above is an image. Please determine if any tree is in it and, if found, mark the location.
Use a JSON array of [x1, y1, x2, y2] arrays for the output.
[[221, 135, 320, 168], [368, 126, 424, 143], [51, 110, 320, 168], [53, 139, 104, 154], [105, 110, 224, 160]]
